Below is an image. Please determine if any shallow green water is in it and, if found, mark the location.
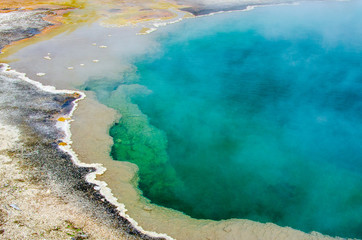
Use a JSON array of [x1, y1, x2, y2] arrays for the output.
[[82, 1, 362, 238]]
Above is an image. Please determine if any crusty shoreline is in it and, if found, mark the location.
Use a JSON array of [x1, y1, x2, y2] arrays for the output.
[[0, 63, 168, 239], [0, 122, 134, 240], [0, 9, 71, 54]]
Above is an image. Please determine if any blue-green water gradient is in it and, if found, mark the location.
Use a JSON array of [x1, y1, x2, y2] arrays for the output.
[[82, 1, 362, 238]]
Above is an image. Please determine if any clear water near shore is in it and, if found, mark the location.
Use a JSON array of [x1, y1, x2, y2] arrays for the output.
[[83, 1, 362, 238]]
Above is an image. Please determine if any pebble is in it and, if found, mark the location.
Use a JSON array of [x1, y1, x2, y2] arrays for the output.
[[143, 206, 153, 211], [99, 45, 107, 48], [67, 67, 74, 70], [36, 73, 46, 77], [71, 233, 89, 240], [43, 56, 51, 60], [222, 226, 232, 233], [80, 64, 85, 67], [92, 60, 99, 63], [9, 203, 20, 210]]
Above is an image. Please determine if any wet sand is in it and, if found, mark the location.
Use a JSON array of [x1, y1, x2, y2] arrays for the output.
[[0, 0, 353, 239]]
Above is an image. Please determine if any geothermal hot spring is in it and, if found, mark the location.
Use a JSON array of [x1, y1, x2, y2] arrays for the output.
[[7, 0, 362, 239]]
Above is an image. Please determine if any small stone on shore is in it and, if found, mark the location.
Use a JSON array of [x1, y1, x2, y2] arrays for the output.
[[143, 206, 153, 211], [9, 203, 20, 210], [71, 233, 89, 240]]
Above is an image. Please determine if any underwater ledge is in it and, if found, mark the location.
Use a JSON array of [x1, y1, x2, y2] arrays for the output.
[[0, 63, 170, 240]]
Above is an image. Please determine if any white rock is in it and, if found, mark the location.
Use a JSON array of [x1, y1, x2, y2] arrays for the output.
[[9, 203, 20, 210], [43, 56, 51, 60], [36, 73, 46, 77], [143, 206, 153, 211]]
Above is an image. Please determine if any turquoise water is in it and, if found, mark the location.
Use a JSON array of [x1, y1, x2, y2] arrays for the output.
[[82, 1, 362, 238]]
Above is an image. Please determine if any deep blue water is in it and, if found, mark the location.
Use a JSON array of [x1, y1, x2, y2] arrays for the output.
[[83, 1, 362, 238]]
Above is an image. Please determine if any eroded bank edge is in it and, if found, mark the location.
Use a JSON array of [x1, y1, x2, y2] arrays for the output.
[[0, 63, 175, 240]]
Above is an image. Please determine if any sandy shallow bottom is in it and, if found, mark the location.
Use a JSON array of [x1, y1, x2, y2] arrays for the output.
[[71, 96, 342, 240], [2, 7, 351, 240]]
